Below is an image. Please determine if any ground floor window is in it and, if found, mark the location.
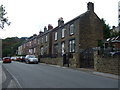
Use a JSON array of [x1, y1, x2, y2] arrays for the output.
[[40, 47, 44, 55], [54, 44, 58, 55], [69, 39, 75, 53], [61, 42, 65, 56]]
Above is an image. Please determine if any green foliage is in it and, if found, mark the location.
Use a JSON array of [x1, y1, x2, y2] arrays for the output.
[[101, 18, 111, 39], [0, 5, 11, 29], [2, 37, 25, 57], [97, 40, 104, 48]]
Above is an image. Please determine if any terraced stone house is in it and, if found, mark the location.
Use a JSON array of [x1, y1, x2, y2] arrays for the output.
[[18, 2, 103, 68]]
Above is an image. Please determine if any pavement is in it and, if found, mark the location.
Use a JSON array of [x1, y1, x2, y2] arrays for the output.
[[0, 61, 2, 90], [42, 63, 119, 80]]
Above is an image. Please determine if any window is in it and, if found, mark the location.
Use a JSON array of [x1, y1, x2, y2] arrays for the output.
[[54, 44, 58, 54], [44, 46, 48, 54], [54, 32, 58, 41], [61, 42, 65, 55], [34, 39, 36, 44], [69, 24, 74, 35], [40, 47, 44, 55], [38, 39, 40, 44], [42, 38, 43, 43], [45, 35, 48, 42], [29, 49, 33, 54], [34, 48, 36, 53], [62, 28, 65, 38], [69, 39, 75, 52]]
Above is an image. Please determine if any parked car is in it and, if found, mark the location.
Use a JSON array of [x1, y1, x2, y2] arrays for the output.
[[110, 51, 120, 57], [25, 55, 38, 64], [20, 56, 25, 62], [16, 56, 21, 61], [3, 57, 12, 63], [11, 57, 16, 61]]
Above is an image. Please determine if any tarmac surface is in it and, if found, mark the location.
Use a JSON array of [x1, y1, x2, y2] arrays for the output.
[[1, 61, 120, 89]]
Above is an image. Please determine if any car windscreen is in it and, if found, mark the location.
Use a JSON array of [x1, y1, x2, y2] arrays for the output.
[[28, 55, 35, 58]]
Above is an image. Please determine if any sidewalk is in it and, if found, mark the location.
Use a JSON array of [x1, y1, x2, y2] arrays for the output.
[[42, 63, 119, 80], [71, 67, 119, 80], [0, 62, 2, 90]]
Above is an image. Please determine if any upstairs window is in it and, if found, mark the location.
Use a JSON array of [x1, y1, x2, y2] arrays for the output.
[[41, 38, 43, 43], [45, 35, 48, 42], [61, 28, 65, 38], [54, 32, 58, 41], [69, 24, 74, 35], [69, 39, 75, 53], [38, 39, 40, 44]]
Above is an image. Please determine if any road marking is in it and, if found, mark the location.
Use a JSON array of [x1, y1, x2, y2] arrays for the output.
[[5, 68, 22, 88]]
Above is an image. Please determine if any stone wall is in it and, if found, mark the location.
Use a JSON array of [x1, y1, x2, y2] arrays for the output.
[[0, 39, 2, 58], [40, 53, 79, 68], [94, 51, 119, 75]]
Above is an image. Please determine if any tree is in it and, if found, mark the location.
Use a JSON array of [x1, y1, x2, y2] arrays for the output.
[[101, 18, 111, 39], [0, 5, 11, 29]]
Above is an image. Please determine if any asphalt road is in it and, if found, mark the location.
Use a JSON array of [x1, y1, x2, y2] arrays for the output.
[[2, 61, 118, 88]]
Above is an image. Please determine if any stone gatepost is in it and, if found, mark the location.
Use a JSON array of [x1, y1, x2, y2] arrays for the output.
[[93, 51, 98, 70]]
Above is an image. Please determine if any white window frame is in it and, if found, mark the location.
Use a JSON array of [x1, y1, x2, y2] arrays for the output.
[[38, 39, 40, 44], [54, 32, 58, 41], [34, 48, 36, 53], [45, 35, 48, 42], [42, 38, 43, 43], [69, 39, 75, 52], [70, 24, 74, 35], [61, 42, 65, 56], [62, 28, 65, 38], [40, 47, 44, 55]]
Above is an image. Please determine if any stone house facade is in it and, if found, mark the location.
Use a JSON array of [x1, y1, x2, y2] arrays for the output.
[[18, 2, 103, 68], [51, 2, 103, 57]]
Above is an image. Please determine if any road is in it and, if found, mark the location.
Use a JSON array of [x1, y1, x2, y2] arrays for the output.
[[2, 61, 118, 88]]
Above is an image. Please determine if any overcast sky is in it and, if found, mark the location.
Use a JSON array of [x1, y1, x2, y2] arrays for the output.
[[0, 0, 119, 39]]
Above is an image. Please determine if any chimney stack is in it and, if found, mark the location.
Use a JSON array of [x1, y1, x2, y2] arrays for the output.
[[44, 26, 47, 32], [87, 2, 94, 12], [58, 17, 64, 26], [39, 31, 43, 35], [48, 24, 53, 30]]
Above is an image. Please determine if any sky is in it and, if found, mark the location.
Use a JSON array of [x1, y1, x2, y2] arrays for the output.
[[0, 0, 119, 39]]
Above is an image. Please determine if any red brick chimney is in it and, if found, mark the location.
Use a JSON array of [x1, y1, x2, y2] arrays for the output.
[[48, 24, 53, 30]]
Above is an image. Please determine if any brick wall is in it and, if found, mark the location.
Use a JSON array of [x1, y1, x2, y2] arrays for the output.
[[94, 51, 119, 75]]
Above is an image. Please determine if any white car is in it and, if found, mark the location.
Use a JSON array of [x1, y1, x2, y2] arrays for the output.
[[25, 55, 38, 64]]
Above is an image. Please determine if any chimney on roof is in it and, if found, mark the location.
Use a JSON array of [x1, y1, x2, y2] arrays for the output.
[[33, 34, 37, 37], [44, 26, 47, 32], [48, 24, 53, 30], [39, 31, 43, 35], [87, 2, 94, 12], [58, 17, 64, 26]]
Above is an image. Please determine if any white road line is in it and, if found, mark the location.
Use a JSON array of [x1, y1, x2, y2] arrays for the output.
[[5, 68, 22, 88]]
